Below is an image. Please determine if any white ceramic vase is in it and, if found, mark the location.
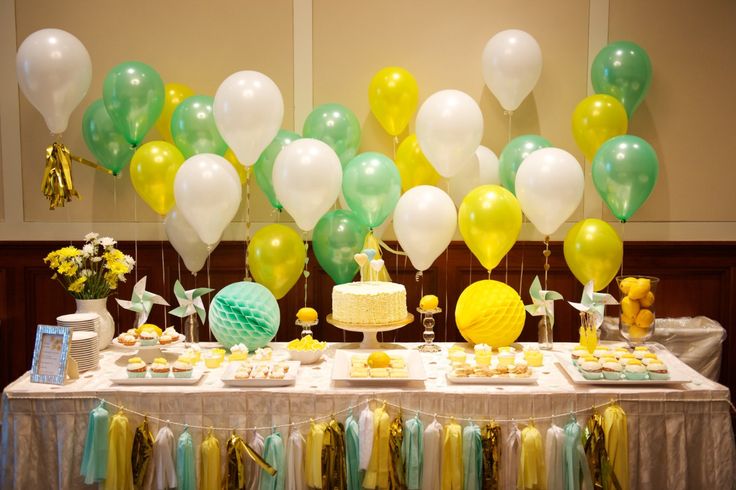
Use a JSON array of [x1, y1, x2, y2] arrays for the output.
[[75, 297, 115, 350]]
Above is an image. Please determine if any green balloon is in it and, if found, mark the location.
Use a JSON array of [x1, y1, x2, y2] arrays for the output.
[[302, 103, 361, 165], [170, 95, 227, 158], [312, 209, 368, 284], [591, 41, 652, 118], [82, 99, 134, 175], [254, 129, 300, 210], [592, 135, 658, 222], [343, 152, 401, 228], [499, 135, 551, 195], [103, 61, 165, 147]]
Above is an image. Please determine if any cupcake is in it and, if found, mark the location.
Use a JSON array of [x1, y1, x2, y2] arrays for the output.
[[571, 348, 588, 366], [140, 330, 159, 346], [647, 361, 669, 380], [150, 358, 171, 378], [624, 360, 648, 380], [599, 355, 617, 365], [235, 366, 253, 379], [602, 361, 623, 380], [579, 360, 603, 380], [158, 333, 174, 345], [254, 347, 272, 361], [127, 357, 147, 378], [613, 347, 630, 359], [633, 346, 650, 359], [497, 352, 515, 368], [641, 353, 660, 366], [229, 344, 249, 361], [172, 358, 194, 378], [474, 344, 492, 367], [163, 326, 179, 338], [118, 333, 138, 347], [593, 346, 610, 359], [203, 351, 224, 369], [619, 353, 637, 366]]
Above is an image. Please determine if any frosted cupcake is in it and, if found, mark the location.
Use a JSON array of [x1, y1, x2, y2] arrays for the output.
[[203, 351, 224, 368], [613, 347, 630, 359], [139, 330, 159, 346], [474, 344, 492, 367], [150, 358, 171, 378], [619, 353, 637, 366], [127, 357, 147, 378], [118, 333, 138, 346], [172, 358, 194, 378], [624, 360, 648, 380], [602, 361, 623, 380], [579, 360, 603, 380], [593, 346, 610, 359], [229, 344, 248, 361], [571, 348, 588, 366], [633, 346, 650, 359], [647, 361, 669, 380], [254, 347, 272, 361], [641, 353, 659, 366]]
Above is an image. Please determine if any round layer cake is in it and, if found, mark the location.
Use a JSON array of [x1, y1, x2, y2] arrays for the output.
[[332, 281, 408, 325]]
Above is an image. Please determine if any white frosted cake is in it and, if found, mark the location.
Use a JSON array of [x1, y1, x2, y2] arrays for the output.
[[332, 281, 408, 325]]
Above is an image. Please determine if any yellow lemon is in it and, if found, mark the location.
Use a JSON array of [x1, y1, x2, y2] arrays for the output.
[[619, 277, 638, 294], [297, 307, 318, 323], [367, 351, 391, 368], [640, 291, 655, 308], [136, 323, 162, 337], [621, 313, 635, 326], [627, 326, 648, 339], [420, 294, 439, 311], [455, 280, 525, 347], [635, 309, 655, 328], [620, 296, 640, 319], [628, 278, 651, 300]]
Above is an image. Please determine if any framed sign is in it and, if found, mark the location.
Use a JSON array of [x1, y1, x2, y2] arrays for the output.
[[31, 325, 72, 385]]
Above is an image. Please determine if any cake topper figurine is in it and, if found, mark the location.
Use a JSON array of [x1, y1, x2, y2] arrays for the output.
[[369, 259, 384, 282], [116, 276, 169, 327], [354, 253, 369, 281]]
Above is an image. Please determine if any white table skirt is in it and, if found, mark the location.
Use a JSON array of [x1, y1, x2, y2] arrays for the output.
[[2, 341, 735, 489]]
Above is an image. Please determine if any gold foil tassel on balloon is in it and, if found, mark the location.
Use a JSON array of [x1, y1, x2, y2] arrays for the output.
[[322, 417, 348, 489], [389, 415, 406, 490], [585, 410, 621, 490], [481, 422, 502, 490], [131, 416, 154, 488], [42, 142, 112, 210]]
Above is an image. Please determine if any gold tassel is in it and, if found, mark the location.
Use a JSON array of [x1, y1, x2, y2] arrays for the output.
[[42, 142, 112, 210], [389, 415, 406, 490], [131, 416, 154, 488], [603, 404, 629, 490], [323, 417, 347, 489], [585, 411, 621, 490], [518, 422, 546, 490], [481, 422, 502, 490], [225, 432, 248, 490]]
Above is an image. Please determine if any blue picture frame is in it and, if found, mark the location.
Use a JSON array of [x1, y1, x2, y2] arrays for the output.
[[30, 325, 72, 385]]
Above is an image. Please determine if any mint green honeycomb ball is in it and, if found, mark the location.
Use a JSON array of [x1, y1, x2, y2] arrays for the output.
[[209, 281, 281, 350]]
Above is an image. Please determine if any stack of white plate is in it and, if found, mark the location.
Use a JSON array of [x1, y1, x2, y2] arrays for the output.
[[57, 313, 100, 333], [69, 331, 100, 372]]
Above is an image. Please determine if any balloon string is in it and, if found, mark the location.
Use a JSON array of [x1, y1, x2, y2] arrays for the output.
[[506, 111, 513, 143], [620, 221, 626, 277], [161, 235, 166, 327], [133, 193, 139, 283], [303, 232, 309, 308], [244, 175, 252, 281], [469, 249, 473, 286], [519, 241, 525, 296], [444, 248, 449, 341], [206, 254, 212, 341], [543, 236, 551, 291]]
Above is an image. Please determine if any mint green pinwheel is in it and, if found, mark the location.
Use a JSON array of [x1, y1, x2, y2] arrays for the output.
[[115, 276, 169, 326], [567, 280, 618, 328], [525, 275, 563, 328], [169, 280, 213, 323]]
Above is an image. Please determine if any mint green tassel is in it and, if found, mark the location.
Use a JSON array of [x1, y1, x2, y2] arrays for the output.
[[177, 427, 196, 490], [80, 401, 109, 484], [260, 430, 285, 490]]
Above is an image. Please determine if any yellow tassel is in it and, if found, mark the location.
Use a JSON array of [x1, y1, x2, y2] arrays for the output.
[[603, 404, 629, 490], [389, 415, 406, 490], [363, 404, 391, 489], [306, 421, 327, 489], [441, 420, 463, 490], [200, 431, 221, 490], [481, 422, 502, 490], [518, 424, 546, 490], [105, 411, 133, 490]]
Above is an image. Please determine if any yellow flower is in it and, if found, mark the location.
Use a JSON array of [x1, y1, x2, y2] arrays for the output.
[[103, 249, 124, 264], [107, 260, 130, 276], [104, 271, 119, 290], [58, 246, 81, 258], [68, 276, 87, 293], [44, 251, 60, 269], [57, 260, 78, 277]]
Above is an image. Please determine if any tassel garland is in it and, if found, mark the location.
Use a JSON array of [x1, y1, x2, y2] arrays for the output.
[[323, 418, 347, 489], [480, 422, 501, 490], [131, 416, 154, 488], [177, 428, 196, 490], [603, 404, 629, 490], [200, 430, 222, 490], [463, 422, 482, 490], [422, 418, 443, 490], [441, 419, 463, 490], [80, 401, 109, 484], [402, 414, 424, 490], [389, 414, 406, 490], [518, 423, 546, 490], [105, 409, 133, 490], [345, 412, 361, 490]]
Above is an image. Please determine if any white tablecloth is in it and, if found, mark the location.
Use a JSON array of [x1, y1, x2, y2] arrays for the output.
[[2, 342, 735, 489]]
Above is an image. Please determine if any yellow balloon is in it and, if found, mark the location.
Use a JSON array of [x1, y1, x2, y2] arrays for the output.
[[563, 218, 623, 291], [572, 94, 628, 160], [224, 148, 250, 185], [395, 134, 441, 192], [248, 224, 306, 299], [130, 141, 185, 215], [455, 280, 526, 347], [458, 185, 522, 272], [155, 83, 195, 143], [368, 67, 419, 136]]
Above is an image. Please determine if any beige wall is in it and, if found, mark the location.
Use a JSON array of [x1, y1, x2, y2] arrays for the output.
[[1, 0, 735, 241]]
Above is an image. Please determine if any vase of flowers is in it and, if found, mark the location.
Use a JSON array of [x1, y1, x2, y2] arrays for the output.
[[44, 233, 135, 349]]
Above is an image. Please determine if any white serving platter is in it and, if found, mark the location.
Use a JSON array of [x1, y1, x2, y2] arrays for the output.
[[111, 367, 205, 385], [554, 350, 691, 386], [221, 361, 300, 387], [446, 371, 538, 385], [112, 334, 184, 349], [331, 349, 427, 384]]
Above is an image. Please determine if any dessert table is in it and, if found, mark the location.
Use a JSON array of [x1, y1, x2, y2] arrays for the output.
[[2, 342, 734, 489]]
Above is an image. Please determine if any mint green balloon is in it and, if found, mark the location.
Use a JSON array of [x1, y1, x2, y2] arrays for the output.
[[592, 135, 658, 222], [313, 209, 368, 284], [303, 103, 361, 165], [591, 41, 652, 118], [170, 95, 227, 158], [103, 61, 165, 147], [82, 99, 134, 175], [343, 152, 401, 228], [499, 135, 551, 194], [254, 129, 300, 210]]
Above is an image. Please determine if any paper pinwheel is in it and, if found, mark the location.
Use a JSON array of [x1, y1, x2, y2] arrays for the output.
[[568, 279, 619, 328], [115, 276, 169, 326], [169, 280, 214, 323], [525, 275, 563, 328]]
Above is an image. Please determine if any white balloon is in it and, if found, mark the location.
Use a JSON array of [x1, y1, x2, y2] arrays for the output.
[[481, 29, 543, 112], [273, 138, 342, 232], [515, 147, 583, 236], [214, 71, 284, 166], [164, 207, 217, 275], [448, 145, 500, 207], [416, 89, 483, 178], [393, 185, 457, 271], [16, 28, 92, 134], [174, 154, 242, 246]]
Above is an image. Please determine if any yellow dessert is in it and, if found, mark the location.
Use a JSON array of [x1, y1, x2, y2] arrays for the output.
[[524, 350, 544, 367], [448, 348, 467, 364], [419, 294, 439, 311], [474, 344, 492, 367], [367, 351, 391, 369], [136, 323, 163, 337], [297, 307, 318, 323], [287, 335, 327, 351], [369, 368, 390, 377], [350, 367, 369, 378]]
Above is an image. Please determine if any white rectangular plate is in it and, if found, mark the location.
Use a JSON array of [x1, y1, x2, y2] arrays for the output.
[[221, 361, 300, 387], [331, 349, 427, 383], [554, 351, 691, 386], [446, 371, 538, 385], [111, 368, 205, 385]]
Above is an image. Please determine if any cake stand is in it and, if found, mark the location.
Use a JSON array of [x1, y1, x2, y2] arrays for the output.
[[326, 313, 414, 349], [112, 335, 184, 363]]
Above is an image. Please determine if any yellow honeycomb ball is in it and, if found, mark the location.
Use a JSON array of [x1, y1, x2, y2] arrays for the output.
[[455, 280, 525, 347]]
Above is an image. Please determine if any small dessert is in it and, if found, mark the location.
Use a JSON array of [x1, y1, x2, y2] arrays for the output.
[[494, 365, 510, 375], [369, 368, 390, 378], [647, 361, 669, 380], [452, 365, 473, 377], [270, 366, 286, 379], [510, 360, 530, 377], [613, 347, 630, 359], [580, 360, 603, 380], [602, 361, 623, 380], [619, 353, 637, 365], [254, 347, 273, 361], [253, 366, 270, 379], [172, 357, 194, 378], [472, 366, 495, 377], [139, 330, 159, 346], [229, 344, 248, 361], [497, 352, 515, 368], [623, 360, 647, 380], [641, 353, 660, 366], [447, 347, 467, 365], [235, 366, 252, 379], [599, 355, 617, 365], [498, 346, 515, 354], [581, 355, 599, 364], [126, 328, 139, 337], [158, 333, 174, 345], [524, 347, 544, 367], [119, 333, 138, 346], [389, 358, 406, 369], [150, 358, 171, 378], [633, 346, 650, 359], [127, 357, 147, 378], [203, 351, 224, 369], [571, 348, 588, 366], [350, 367, 369, 378], [389, 368, 409, 378], [474, 344, 492, 367], [593, 347, 610, 359]]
